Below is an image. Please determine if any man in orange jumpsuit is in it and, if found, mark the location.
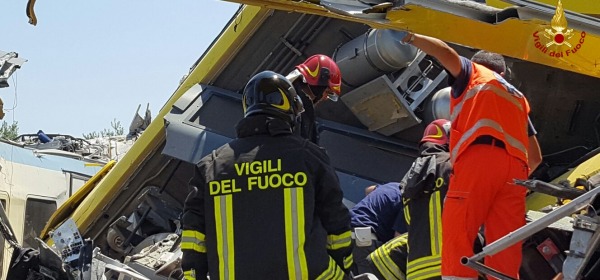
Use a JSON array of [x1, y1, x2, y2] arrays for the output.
[[396, 32, 543, 279]]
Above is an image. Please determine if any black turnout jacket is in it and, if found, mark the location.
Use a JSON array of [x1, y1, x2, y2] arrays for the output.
[[181, 115, 353, 280]]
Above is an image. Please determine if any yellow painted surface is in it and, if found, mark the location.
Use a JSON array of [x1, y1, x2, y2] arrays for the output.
[[486, 0, 600, 15], [222, 0, 399, 29], [385, 4, 600, 79], [486, 0, 513, 9], [55, 5, 272, 237]]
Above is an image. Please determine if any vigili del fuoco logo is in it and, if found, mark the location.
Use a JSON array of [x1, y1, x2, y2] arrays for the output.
[[532, 0, 586, 58]]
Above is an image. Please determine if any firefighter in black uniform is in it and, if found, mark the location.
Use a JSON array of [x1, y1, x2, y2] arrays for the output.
[[366, 119, 452, 280], [181, 71, 354, 280], [287, 54, 342, 144]]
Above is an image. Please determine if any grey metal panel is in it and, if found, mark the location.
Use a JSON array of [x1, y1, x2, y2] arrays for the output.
[[162, 123, 231, 164], [172, 84, 204, 114], [318, 127, 418, 185], [163, 85, 242, 164], [336, 172, 380, 204], [192, 95, 243, 139], [341, 75, 421, 135]]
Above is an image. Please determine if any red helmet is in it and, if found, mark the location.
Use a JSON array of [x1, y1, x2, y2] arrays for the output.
[[421, 119, 451, 145], [295, 54, 342, 101]]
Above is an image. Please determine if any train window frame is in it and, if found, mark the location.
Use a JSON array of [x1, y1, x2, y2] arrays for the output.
[[23, 197, 57, 249], [64, 171, 92, 197]]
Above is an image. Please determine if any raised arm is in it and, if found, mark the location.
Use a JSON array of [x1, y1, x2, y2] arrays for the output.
[[401, 32, 462, 78]]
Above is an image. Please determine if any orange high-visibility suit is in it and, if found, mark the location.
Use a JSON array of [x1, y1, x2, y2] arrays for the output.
[[441, 58, 530, 279]]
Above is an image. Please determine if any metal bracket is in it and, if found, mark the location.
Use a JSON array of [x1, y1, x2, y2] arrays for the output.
[[572, 215, 599, 232], [391, 50, 447, 110], [563, 215, 600, 280]]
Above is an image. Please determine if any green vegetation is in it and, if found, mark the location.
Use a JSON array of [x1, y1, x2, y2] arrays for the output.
[[82, 119, 125, 140], [0, 121, 19, 140]]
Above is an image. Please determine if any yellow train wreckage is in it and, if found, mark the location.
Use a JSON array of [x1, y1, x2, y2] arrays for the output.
[[4, 0, 600, 279]]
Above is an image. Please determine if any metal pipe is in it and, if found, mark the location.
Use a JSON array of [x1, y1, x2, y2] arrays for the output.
[[123, 206, 152, 248], [460, 257, 517, 280], [272, 15, 330, 72], [159, 160, 182, 194], [251, 13, 309, 75], [277, 17, 332, 73], [465, 185, 600, 263]]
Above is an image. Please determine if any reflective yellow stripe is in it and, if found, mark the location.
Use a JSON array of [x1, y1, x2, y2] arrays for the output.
[[386, 233, 408, 248], [327, 230, 352, 250], [181, 230, 207, 253], [334, 264, 344, 280], [181, 241, 207, 253], [429, 191, 442, 255], [371, 247, 406, 280], [409, 264, 442, 280], [343, 254, 354, 270], [404, 203, 411, 225], [284, 187, 308, 279], [371, 248, 395, 280], [214, 195, 235, 280], [182, 229, 206, 240], [451, 83, 524, 121], [183, 269, 196, 280], [450, 119, 528, 163], [316, 258, 344, 280], [370, 237, 407, 280], [407, 255, 441, 274], [316, 258, 335, 280]]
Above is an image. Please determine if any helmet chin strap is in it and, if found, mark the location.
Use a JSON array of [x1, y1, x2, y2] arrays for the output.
[[298, 83, 317, 103], [309, 86, 326, 103]]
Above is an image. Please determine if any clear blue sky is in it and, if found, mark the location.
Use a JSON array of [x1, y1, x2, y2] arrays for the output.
[[2, 0, 240, 137]]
